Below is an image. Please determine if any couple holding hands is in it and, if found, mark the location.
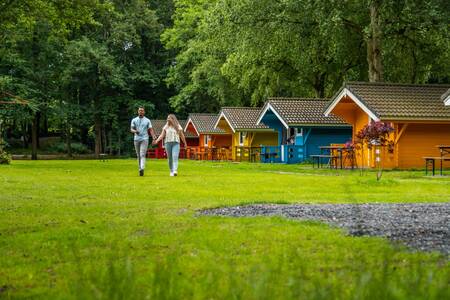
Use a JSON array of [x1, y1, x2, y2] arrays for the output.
[[130, 107, 187, 177]]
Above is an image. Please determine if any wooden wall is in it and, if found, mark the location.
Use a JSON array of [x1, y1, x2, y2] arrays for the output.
[[397, 123, 450, 168]]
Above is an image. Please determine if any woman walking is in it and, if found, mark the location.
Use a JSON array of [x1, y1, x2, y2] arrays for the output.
[[153, 114, 187, 176]]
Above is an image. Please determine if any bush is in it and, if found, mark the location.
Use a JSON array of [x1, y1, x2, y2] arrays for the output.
[[0, 149, 11, 164], [69, 142, 91, 154], [49, 142, 91, 154]]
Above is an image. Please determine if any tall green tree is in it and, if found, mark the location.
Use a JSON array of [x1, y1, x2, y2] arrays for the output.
[[0, 0, 102, 159], [164, 0, 450, 110]]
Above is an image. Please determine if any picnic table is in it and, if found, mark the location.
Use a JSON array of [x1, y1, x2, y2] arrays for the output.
[[424, 145, 450, 176], [186, 146, 231, 161], [235, 146, 262, 162], [311, 145, 356, 169]]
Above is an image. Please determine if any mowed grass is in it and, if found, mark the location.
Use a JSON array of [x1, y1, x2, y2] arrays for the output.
[[0, 160, 449, 299]]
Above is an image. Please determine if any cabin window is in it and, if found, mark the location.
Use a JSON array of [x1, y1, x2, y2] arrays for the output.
[[239, 132, 246, 146], [287, 128, 302, 137], [204, 135, 210, 147], [286, 128, 301, 144]]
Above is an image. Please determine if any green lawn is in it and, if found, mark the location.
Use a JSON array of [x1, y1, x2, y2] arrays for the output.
[[0, 160, 449, 299]]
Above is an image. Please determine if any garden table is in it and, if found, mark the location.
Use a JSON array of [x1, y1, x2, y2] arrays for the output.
[[436, 145, 450, 175], [319, 145, 356, 169]]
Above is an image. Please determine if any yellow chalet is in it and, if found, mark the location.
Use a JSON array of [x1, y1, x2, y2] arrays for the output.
[[214, 107, 278, 160]]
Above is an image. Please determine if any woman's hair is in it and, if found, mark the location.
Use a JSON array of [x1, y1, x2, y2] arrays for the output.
[[166, 114, 181, 129]]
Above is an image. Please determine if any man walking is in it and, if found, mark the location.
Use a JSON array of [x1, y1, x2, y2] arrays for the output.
[[130, 107, 156, 176]]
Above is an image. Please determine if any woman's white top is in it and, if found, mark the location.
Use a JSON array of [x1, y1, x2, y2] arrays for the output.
[[163, 124, 183, 143]]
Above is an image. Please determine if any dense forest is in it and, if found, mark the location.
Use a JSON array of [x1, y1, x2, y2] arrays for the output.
[[0, 0, 449, 158]]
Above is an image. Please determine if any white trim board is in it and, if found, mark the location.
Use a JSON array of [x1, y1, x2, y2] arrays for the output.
[[256, 103, 289, 129], [214, 111, 236, 133], [324, 88, 380, 122], [445, 96, 450, 106]]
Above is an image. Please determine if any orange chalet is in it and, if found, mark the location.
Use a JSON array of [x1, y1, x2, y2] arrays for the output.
[[324, 82, 450, 169]]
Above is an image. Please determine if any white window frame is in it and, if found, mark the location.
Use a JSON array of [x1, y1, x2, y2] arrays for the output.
[[239, 132, 246, 146], [287, 128, 302, 139], [203, 135, 210, 147]]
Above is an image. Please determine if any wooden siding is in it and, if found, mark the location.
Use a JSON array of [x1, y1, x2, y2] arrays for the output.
[[397, 123, 450, 168], [212, 134, 232, 147], [304, 128, 352, 158], [251, 132, 278, 147]]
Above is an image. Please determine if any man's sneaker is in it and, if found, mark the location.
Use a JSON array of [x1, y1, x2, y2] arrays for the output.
[[173, 171, 178, 176], [139, 170, 144, 176]]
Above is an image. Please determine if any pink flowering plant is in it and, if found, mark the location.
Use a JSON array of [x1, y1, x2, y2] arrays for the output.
[[354, 121, 394, 180], [344, 140, 357, 150], [355, 121, 394, 150]]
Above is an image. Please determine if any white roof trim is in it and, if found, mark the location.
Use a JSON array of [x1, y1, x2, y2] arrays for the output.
[[257, 103, 289, 129], [214, 111, 236, 133], [445, 95, 450, 106], [184, 118, 200, 136], [325, 88, 380, 121]]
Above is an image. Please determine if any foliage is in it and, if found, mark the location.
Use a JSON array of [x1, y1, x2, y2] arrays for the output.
[[355, 121, 394, 149], [1, 0, 449, 156], [0, 150, 12, 164], [355, 121, 395, 180], [0, 139, 11, 164], [49, 142, 91, 155], [164, 0, 450, 111], [0, 0, 175, 156], [0, 160, 449, 298]]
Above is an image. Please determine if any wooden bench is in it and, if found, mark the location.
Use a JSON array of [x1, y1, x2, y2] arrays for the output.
[[310, 154, 339, 169], [424, 157, 450, 176]]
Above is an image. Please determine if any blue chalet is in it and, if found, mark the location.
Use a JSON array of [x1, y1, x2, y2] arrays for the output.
[[256, 98, 352, 163]]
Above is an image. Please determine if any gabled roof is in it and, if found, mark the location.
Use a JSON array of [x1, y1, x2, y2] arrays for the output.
[[325, 82, 450, 121], [179, 120, 198, 138], [151, 120, 167, 137], [215, 107, 271, 133], [257, 98, 350, 128], [185, 113, 227, 135], [152, 119, 198, 138], [442, 88, 450, 106]]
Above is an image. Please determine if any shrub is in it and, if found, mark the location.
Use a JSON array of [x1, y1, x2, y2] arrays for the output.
[[0, 138, 11, 164], [0, 149, 11, 164], [49, 142, 91, 154]]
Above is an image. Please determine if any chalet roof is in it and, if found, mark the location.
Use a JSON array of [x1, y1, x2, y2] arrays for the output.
[[185, 113, 227, 135], [152, 119, 197, 138], [325, 82, 450, 121], [258, 98, 349, 128], [216, 107, 271, 132]]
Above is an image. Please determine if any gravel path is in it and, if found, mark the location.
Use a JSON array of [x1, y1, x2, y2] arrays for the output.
[[200, 203, 450, 254]]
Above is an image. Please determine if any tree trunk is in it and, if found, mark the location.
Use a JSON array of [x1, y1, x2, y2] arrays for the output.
[[117, 133, 121, 156], [36, 112, 40, 148], [94, 117, 103, 158], [108, 130, 113, 155], [31, 113, 38, 160], [102, 127, 107, 155], [42, 114, 49, 136], [22, 124, 28, 148], [367, 0, 384, 82], [66, 125, 72, 158], [313, 73, 326, 98]]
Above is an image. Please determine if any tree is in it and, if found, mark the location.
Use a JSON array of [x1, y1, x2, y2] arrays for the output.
[[164, 0, 449, 111]]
